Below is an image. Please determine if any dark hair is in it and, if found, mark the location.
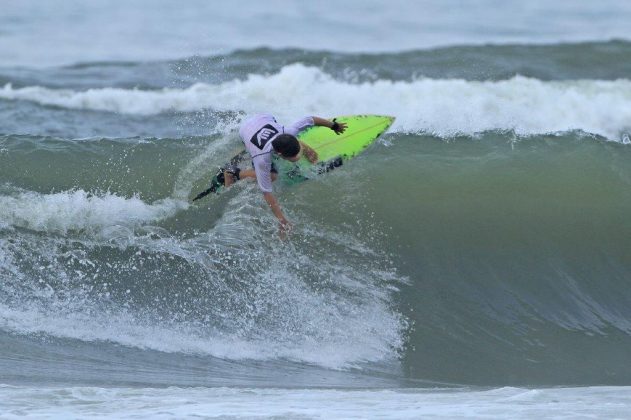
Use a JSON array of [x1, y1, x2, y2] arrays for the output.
[[272, 134, 300, 158]]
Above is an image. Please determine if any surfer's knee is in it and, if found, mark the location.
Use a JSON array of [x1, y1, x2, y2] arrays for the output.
[[242, 169, 257, 180], [223, 165, 240, 187]]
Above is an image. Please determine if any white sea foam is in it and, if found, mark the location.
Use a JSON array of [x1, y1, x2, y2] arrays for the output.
[[3, 65, 631, 140], [2, 385, 631, 419], [0, 189, 404, 370], [0, 292, 397, 370], [0, 258, 402, 370], [0, 189, 187, 235]]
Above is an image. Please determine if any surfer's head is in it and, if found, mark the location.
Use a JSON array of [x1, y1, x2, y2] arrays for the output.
[[273, 134, 301, 162]]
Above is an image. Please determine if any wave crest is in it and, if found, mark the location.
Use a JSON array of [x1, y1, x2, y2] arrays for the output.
[[2, 64, 631, 140]]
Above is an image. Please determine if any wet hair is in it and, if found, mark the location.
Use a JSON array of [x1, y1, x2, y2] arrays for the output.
[[272, 134, 300, 158]]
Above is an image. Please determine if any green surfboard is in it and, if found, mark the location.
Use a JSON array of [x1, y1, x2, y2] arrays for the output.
[[192, 115, 395, 201], [277, 114, 395, 182]]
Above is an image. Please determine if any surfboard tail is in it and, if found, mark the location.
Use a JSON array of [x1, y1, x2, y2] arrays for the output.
[[192, 186, 216, 201], [192, 172, 225, 201]]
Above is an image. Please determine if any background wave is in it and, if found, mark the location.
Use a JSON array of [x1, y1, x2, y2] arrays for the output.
[[3, 65, 631, 141]]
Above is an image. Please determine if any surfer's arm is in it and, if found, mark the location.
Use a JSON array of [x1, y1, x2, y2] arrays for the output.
[[263, 192, 286, 223], [299, 141, 318, 163], [312, 117, 347, 134], [263, 192, 291, 237], [253, 157, 289, 232]]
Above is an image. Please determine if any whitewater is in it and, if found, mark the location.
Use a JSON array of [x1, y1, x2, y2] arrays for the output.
[[2, 65, 631, 140]]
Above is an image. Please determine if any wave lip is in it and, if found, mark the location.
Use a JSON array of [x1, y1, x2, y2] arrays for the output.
[[2, 65, 631, 141]]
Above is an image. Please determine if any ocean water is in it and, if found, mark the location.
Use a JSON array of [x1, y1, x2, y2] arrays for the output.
[[2, 1, 631, 418]]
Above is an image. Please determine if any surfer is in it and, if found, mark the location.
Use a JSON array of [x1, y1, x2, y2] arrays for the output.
[[225, 114, 347, 235]]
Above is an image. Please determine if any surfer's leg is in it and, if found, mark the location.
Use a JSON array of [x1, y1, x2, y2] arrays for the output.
[[223, 166, 244, 188], [227, 164, 277, 186], [244, 169, 277, 182], [223, 171, 234, 187], [225, 169, 273, 186], [243, 161, 278, 183], [239, 169, 256, 179]]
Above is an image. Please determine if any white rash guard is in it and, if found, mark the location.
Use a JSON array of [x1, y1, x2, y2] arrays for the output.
[[239, 114, 314, 192]]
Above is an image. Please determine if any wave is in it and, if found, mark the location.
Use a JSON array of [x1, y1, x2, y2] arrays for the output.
[[2, 65, 631, 141], [4, 41, 631, 92], [1, 130, 631, 384]]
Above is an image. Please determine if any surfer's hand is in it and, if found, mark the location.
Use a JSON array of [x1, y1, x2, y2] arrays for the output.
[[279, 219, 292, 240], [304, 145, 318, 163], [332, 120, 347, 135]]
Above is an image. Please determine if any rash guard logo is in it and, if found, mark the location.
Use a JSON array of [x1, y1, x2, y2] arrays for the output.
[[250, 124, 279, 150]]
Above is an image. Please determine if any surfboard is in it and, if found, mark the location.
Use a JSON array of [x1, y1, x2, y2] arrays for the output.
[[192, 115, 395, 201]]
